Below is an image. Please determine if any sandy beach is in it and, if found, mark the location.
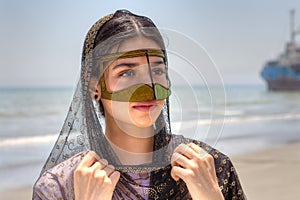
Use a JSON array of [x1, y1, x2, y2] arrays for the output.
[[1, 142, 299, 200], [232, 141, 300, 200]]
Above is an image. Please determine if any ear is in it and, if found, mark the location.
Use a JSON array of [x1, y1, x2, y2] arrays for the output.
[[95, 84, 101, 101], [89, 77, 101, 101]]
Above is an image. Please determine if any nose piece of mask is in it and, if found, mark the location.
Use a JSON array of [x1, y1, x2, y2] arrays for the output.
[[101, 80, 171, 102]]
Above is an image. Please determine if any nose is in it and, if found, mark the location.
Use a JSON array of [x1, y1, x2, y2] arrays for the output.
[[141, 70, 153, 85], [135, 61, 153, 86]]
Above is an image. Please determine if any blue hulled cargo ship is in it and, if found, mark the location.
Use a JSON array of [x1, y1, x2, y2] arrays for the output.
[[261, 10, 300, 90]]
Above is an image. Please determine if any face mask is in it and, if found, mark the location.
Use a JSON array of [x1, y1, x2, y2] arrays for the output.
[[99, 49, 171, 102]]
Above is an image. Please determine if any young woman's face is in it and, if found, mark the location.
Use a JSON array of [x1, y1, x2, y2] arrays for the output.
[[101, 37, 166, 131]]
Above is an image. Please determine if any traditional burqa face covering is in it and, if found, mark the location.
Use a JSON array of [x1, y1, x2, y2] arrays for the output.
[[40, 11, 190, 199], [99, 49, 171, 102]]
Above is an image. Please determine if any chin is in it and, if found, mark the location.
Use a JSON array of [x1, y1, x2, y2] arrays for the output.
[[131, 107, 162, 125], [132, 119, 155, 128], [131, 112, 161, 128]]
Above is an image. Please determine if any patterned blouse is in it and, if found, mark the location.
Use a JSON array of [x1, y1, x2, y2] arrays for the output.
[[33, 136, 246, 200]]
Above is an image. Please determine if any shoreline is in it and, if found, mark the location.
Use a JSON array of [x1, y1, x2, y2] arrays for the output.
[[1, 142, 300, 200]]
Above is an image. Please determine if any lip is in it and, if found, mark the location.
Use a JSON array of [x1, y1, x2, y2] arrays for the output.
[[132, 100, 158, 111]]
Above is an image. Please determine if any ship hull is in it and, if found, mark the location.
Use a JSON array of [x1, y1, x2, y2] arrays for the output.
[[266, 79, 300, 90]]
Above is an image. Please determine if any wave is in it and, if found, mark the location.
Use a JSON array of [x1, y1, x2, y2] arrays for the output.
[[172, 113, 300, 127], [225, 100, 272, 106], [1, 113, 299, 147], [0, 134, 57, 147], [225, 113, 300, 124], [224, 110, 244, 116], [0, 111, 61, 118]]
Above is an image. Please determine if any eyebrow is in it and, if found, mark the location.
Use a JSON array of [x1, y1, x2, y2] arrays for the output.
[[112, 60, 165, 70], [112, 62, 139, 70]]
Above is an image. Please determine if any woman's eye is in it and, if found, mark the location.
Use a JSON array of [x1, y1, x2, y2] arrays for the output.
[[152, 68, 165, 75], [120, 70, 135, 77]]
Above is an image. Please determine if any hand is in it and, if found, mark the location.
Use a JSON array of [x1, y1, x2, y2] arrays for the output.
[[74, 151, 120, 200], [171, 143, 224, 200]]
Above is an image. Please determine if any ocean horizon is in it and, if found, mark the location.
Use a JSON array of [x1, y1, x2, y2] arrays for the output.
[[1, 84, 300, 191]]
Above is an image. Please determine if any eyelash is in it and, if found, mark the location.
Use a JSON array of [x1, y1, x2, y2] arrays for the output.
[[152, 68, 166, 75], [119, 70, 135, 77], [118, 68, 166, 77]]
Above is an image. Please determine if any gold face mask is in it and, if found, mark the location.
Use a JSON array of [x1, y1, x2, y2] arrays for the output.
[[99, 49, 171, 102]]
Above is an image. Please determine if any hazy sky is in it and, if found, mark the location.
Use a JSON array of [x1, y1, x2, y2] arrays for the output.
[[1, 0, 300, 87]]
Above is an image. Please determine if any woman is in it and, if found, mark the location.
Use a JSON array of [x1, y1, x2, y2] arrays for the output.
[[33, 10, 246, 199]]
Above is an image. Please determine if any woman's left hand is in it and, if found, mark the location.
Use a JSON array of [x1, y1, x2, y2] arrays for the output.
[[171, 143, 224, 200]]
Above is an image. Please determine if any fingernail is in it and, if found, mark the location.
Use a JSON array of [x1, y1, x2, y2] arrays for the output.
[[88, 151, 101, 160], [99, 158, 108, 166]]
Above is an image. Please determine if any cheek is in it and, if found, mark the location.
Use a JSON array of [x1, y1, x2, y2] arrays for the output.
[[104, 69, 115, 92], [101, 99, 112, 116], [102, 99, 130, 118], [157, 100, 165, 108], [101, 99, 165, 127]]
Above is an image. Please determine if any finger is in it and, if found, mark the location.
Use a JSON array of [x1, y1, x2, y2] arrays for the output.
[[89, 159, 108, 180], [198, 150, 209, 159], [170, 166, 180, 181], [189, 143, 209, 159], [188, 143, 202, 153], [78, 151, 101, 168], [89, 160, 107, 173], [103, 165, 115, 177], [189, 144, 217, 179], [89, 161, 102, 172], [171, 152, 182, 166], [174, 143, 193, 159], [171, 165, 188, 182], [110, 171, 121, 187], [171, 152, 190, 168], [94, 168, 107, 184], [98, 159, 108, 167]]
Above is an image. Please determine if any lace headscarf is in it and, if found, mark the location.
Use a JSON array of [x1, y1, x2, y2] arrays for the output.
[[40, 9, 189, 199]]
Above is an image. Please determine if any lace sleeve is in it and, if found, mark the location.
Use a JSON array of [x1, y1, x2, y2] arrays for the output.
[[33, 151, 88, 200], [33, 171, 66, 200]]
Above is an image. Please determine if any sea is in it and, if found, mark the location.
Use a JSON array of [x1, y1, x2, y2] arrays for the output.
[[0, 85, 300, 192]]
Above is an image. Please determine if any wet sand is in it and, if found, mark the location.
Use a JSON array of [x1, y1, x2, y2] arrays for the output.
[[1, 142, 300, 200]]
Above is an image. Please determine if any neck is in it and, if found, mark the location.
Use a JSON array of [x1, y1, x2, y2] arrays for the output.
[[105, 114, 154, 154], [105, 115, 154, 165]]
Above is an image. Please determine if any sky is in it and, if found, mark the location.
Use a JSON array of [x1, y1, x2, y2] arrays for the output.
[[0, 0, 300, 87]]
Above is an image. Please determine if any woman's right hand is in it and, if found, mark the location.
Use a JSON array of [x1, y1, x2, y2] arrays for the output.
[[74, 151, 120, 200]]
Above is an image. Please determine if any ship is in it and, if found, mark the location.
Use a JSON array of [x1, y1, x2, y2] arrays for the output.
[[261, 10, 300, 90]]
